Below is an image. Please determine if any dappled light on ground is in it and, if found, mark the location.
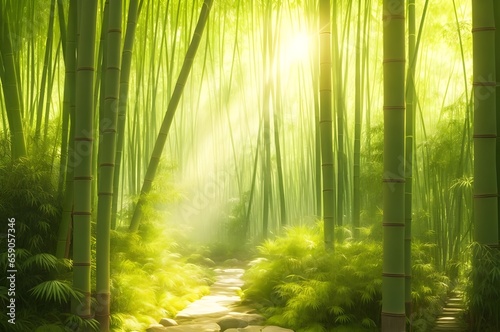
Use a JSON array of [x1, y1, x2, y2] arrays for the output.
[[147, 266, 293, 331]]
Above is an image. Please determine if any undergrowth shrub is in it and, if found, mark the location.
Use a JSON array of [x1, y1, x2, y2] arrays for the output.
[[108, 160, 214, 331], [109, 223, 213, 331], [242, 223, 448, 332], [0, 154, 214, 331], [208, 193, 254, 262], [0, 155, 79, 331], [464, 243, 500, 332], [410, 241, 449, 331]]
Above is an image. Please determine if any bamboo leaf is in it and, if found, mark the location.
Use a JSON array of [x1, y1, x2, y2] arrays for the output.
[[30, 280, 79, 304]]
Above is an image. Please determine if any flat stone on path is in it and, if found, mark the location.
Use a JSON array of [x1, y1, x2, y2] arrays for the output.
[[175, 268, 245, 320], [160, 318, 178, 327], [432, 290, 466, 332], [175, 302, 229, 319], [221, 312, 265, 325], [166, 266, 291, 332], [164, 322, 221, 331], [147, 324, 170, 332], [225, 326, 294, 332], [217, 317, 249, 331]]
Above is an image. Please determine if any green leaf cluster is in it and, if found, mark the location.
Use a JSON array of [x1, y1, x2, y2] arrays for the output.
[[0, 154, 75, 331], [109, 214, 213, 330], [410, 241, 450, 331], [243, 223, 449, 332], [0, 153, 61, 253], [464, 243, 500, 332]]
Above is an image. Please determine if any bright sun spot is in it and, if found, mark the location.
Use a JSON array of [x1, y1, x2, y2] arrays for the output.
[[286, 32, 310, 62]]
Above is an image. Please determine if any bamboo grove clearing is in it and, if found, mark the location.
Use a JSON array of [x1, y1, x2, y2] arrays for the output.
[[1, 0, 500, 331]]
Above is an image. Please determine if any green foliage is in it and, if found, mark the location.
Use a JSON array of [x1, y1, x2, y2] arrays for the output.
[[109, 178, 213, 330], [0, 154, 61, 253], [208, 193, 253, 261], [360, 122, 383, 229], [410, 241, 450, 331], [464, 243, 500, 332], [0, 252, 75, 331], [35, 324, 67, 332], [30, 280, 80, 304], [0, 152, 213, 331], [78, 158, 215, 330], [63, 314, 100, 332], [0, 154, 74, 331], [243, 224, 448, 332], [243, 224, 382, 331], [224, 194, 250, 245], [109, 231, 212, 330]]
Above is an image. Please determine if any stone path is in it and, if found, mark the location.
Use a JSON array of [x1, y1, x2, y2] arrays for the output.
[[432, 290, 467, 332], [147, 266, 294, 332]]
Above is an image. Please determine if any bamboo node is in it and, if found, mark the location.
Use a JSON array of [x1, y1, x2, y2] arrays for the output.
[[73, 262, 91, 266], [74, 176, 93, 180], [473, 193, 498, 198], [382, 178, 405, 183], [382, 273, 406, 278], [74, 137, 93, 142], [472, 134, 496, 138], [77, 67, 95, 71], [72, 211, 91, 216], [381, 312, 406, 318], [472, 27, 495, 33], [382, 222, 405, 227], [101, 129, 117, 134]]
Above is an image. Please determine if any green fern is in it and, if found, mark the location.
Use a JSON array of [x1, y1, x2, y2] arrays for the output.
[[244, 224, 448, 331], [361, 317, 377, 328], [63, 313, 99, 332], [30, 280, 79, 304], [35, 324, 66, 332], [298, 324, 327, 332], [23, 253, 58, 271], [335, 314, 354, 324], [464, 242, 500, 331]]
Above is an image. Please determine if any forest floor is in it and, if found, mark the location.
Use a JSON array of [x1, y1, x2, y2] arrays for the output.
[[146, 263, 293, 332], [431, 290, 467, 332]]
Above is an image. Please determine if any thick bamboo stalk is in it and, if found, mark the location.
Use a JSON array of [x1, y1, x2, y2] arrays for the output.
[[472, 0, 498, 246], [319, 0, 335, 250], [95, 0, 121, 329], [494, 0, 500, 241], [381, 0, 406, 330], [72, 0, 98, 321]]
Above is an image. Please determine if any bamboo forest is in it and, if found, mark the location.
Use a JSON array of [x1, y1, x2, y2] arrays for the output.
[[2, 0, 500, 331]]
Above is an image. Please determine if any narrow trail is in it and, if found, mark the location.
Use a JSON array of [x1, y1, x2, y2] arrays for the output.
[[431, 290, 467, 332], [147, 265, 294, 332]]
